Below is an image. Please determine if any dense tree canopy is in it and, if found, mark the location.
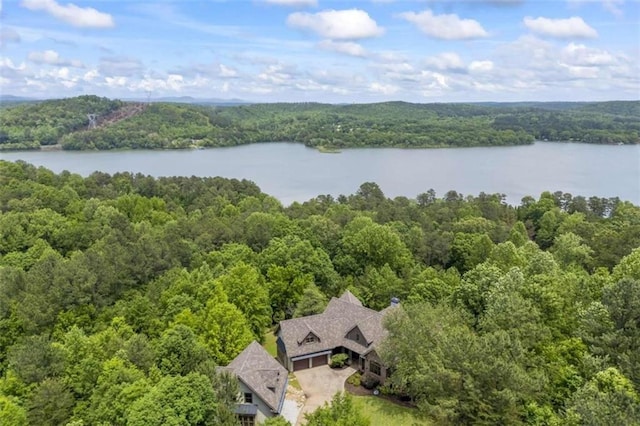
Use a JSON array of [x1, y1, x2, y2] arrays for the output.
[[1, 97, 638, 150], [0, 160, 638, 424]]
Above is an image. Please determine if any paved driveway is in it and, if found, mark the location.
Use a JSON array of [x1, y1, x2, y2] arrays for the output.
[[294, 365, 357, 424]]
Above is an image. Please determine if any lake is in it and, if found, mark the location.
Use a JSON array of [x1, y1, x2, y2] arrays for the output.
[[1, 142, 638, 205]]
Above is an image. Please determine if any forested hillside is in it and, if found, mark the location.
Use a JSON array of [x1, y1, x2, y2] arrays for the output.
[[0, 160, 639, 425], [1, 96, 638, 150]]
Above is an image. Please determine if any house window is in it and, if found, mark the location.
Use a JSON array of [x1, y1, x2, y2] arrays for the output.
[[304, 335, 316, 344], [244, 392, 253, 404], [238, 415, 255, 426], [370, 361, 381, 376]]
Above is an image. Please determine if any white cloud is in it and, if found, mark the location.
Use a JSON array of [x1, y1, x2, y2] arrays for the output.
[[563, 65, 599, 78], [26, 78, 47, 90], [83, 69, 99, 81], [487, 33, 639, 98], [399, 9, 488, 40], [0, 57, 26, 71], [258, 64, 295, 85], [375, 51, 408, 64], [105, 76, 127, 88], [602, 0, 624, 17], [130, 73, 205, 93], [523, 16, 597, 39], [218, 64, 238, 78], [99, 56, 144, 77], [419, 71, 450, 91], [379, 61, 415, 74], [0, 27, 21, 46], [263, 0, 317, 6], [369, 82, 399, 95], [562, 43, 614, 66], [287, 9, 384, 40], [469, 60, 494, 73], [425, 52, 465, 71], [21, 0, 114, 28], [318, 40, 367, 57], [570, 0, 625, 17], [166, 74, 184, 91], [28, 49, 83, 67]]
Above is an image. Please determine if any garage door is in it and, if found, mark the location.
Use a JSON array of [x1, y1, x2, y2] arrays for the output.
[[293, 359, 308, 371], [310, 354, 327, 368]]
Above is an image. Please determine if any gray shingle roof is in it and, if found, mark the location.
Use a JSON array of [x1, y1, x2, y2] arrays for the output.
[[223, 341, 288, 413], [234, 404, 258, 416], [338, 290, 363, 306], [278, 291, 393, 359]]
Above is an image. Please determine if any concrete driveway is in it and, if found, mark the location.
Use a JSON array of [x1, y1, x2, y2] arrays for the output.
[[294, 365, 357, 424]]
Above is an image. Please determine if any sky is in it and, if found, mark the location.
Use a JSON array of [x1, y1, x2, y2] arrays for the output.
[[0, 0, 639, 102]]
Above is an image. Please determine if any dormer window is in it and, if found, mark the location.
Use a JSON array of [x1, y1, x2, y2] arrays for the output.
[[304, 334, 317, 344]]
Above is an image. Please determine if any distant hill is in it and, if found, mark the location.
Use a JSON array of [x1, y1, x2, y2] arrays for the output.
[[123, 96, 249, 106], [473, 101, 590, 111], [0, 95, 637, 151], [0, 95, 42, 108], [0, 95, 38, 102]]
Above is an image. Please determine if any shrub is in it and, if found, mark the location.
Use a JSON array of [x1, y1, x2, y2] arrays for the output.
[[347, 372, 361, 387], [330, 353, 349, 368], [379, 384, 393, 396], [361, 373, 380, 390]]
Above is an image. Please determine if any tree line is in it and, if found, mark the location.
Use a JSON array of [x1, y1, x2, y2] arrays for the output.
[[1, 96, 637, 150], [0, 160, 638, 424]]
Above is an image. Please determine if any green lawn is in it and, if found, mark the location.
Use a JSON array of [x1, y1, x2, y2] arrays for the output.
[[353, 396, 431, 426], [288, 373, 302, 391], [262, 328, 278, 357]]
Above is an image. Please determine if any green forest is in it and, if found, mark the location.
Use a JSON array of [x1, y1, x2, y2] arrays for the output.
[[1, 96, 638, 150], [0, 160, 639, 425]]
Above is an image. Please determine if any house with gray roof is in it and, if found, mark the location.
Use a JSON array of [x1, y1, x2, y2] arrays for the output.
[[221, 341, 288, 426], [275, 290, 398, 384]]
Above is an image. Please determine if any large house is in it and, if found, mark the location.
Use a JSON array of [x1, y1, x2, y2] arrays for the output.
[[221, 341, 288, 426], [275, 290, 397, 383]]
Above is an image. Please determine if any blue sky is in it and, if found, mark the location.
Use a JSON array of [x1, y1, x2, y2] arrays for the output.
[[1, 0, 638, 102]]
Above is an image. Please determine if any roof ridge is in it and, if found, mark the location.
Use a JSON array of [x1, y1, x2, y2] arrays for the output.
[[237, 340, 257, 372], [301, 318, 321, 340], [332, 297, 378, 314], [338, 289, 363, 306]]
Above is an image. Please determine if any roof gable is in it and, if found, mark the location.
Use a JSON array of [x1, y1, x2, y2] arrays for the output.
[[338, 290, 363, 306], [345, 324, 371, 346], [298, 331, 320, 345], [225, 341, 288, 413]]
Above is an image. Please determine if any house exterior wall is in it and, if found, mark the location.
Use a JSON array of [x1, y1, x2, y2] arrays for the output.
[[276, 336, 291, 371], [238, 381, 273, 424], [345, 326, 365, 345], [364, 350, 387, 384]]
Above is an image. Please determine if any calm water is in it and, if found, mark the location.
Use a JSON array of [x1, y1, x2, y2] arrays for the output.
[[1, 142, 638, 205]]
